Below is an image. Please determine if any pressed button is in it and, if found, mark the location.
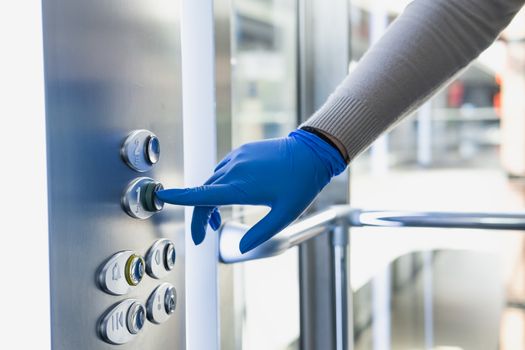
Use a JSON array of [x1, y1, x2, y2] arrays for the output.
[[121, 177, 164, 220], [142, 181, 164, 212]]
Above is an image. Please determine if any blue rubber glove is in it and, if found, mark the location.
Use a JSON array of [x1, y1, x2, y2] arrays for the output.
[[155, 129, 347, 253]]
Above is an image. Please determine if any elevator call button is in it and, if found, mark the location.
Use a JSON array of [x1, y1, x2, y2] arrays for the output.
[[121, 177, 164, 219], [146, 283, 177, 324], [146, 239, 176, 279], [99, 299, 146, 345], [125, 253, 145, 286], [98, 251, 145, 295], [121, 129, 160, 172]]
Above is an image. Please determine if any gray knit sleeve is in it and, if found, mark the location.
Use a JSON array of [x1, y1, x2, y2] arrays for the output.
[[301, 0, 524, 161]]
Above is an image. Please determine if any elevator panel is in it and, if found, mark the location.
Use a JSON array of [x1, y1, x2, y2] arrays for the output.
[[42, 0, 185, 348]]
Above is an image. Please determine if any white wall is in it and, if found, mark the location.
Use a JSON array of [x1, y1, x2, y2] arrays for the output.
[[0, 2, 50, 349]]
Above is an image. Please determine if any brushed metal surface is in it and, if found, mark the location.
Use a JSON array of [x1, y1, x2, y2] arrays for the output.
[[42, 0, 186, 348]]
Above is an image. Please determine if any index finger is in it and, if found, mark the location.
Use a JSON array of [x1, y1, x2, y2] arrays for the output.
[[155, 184, 240, 206]]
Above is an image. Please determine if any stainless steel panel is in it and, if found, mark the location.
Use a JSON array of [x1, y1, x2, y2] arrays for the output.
[[42, 1, 185, 349]]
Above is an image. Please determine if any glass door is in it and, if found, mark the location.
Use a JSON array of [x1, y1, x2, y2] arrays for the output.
[[217, 0, 300, 349], [216, 0, 351, 348]]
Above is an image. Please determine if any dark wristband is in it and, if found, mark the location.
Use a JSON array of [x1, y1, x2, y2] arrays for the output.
[[300, 126, 349, 163]]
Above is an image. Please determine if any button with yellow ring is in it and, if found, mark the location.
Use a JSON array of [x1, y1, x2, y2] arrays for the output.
[[125, 254, 145, 286]]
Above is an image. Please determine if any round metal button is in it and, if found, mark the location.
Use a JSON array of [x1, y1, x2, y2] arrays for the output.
[[164, 286, 177, 315], [143, 181, 164, 212], [126, 302, 146, 335], [146, 283, 176, 324], [145, 135, 160, 165], [99, 299, 141, 344], [125, 254, 145, 286], [121, 130, 160, 172], [121, 177, 164, 220], [145, 239, 175, 279], [164, 242, 176, 271]]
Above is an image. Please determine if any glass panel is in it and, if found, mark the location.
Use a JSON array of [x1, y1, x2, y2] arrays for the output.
[[221, 0, 300, 349], [231, 0, 297, 146], [349, 2, 525, 349], [354, 250, 508, 349]]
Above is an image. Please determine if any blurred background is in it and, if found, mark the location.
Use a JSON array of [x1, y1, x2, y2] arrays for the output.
[[4, 0, 525, 349], [219, 0, 525, 349]]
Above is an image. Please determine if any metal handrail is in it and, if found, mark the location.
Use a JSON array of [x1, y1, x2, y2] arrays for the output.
[[354, 210, 525, 230], [219, 206, 353, 263], [219, 206, 525, 350], [219, 206, 525, 264]]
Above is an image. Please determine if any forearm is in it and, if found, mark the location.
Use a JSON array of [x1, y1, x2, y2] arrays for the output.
[[302, 0, 524, 162]]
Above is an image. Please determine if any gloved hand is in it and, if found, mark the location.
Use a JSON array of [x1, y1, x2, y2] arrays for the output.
[[155, 129, 347, 253]]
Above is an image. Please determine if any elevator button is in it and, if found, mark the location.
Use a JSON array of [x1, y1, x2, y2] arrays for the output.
[[127, 302, 146, 334], [146, 135, 160, 165], [125, 254, 145, 286], [146, 283, 177, 324], [143, 181, 164, 212], [164, 286, 177, 315], [164, 242, 176, 271], [99, 299, 145, 345], [121, 129, 160, 172], [98, 251, 139, 296], [121, 177, 164, 219], [146, 239, 176, 279]]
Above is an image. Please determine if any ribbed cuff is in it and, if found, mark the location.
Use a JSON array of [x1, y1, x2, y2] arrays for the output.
[[300, 95, 389, 162]]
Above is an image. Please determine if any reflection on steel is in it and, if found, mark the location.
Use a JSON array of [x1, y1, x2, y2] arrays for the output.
[[355, 210, 525, 230], [331, 224, 350, 350], [42, 0, 186, 347], [219, 206, 525, 264], [219, 206, 354, 264]]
